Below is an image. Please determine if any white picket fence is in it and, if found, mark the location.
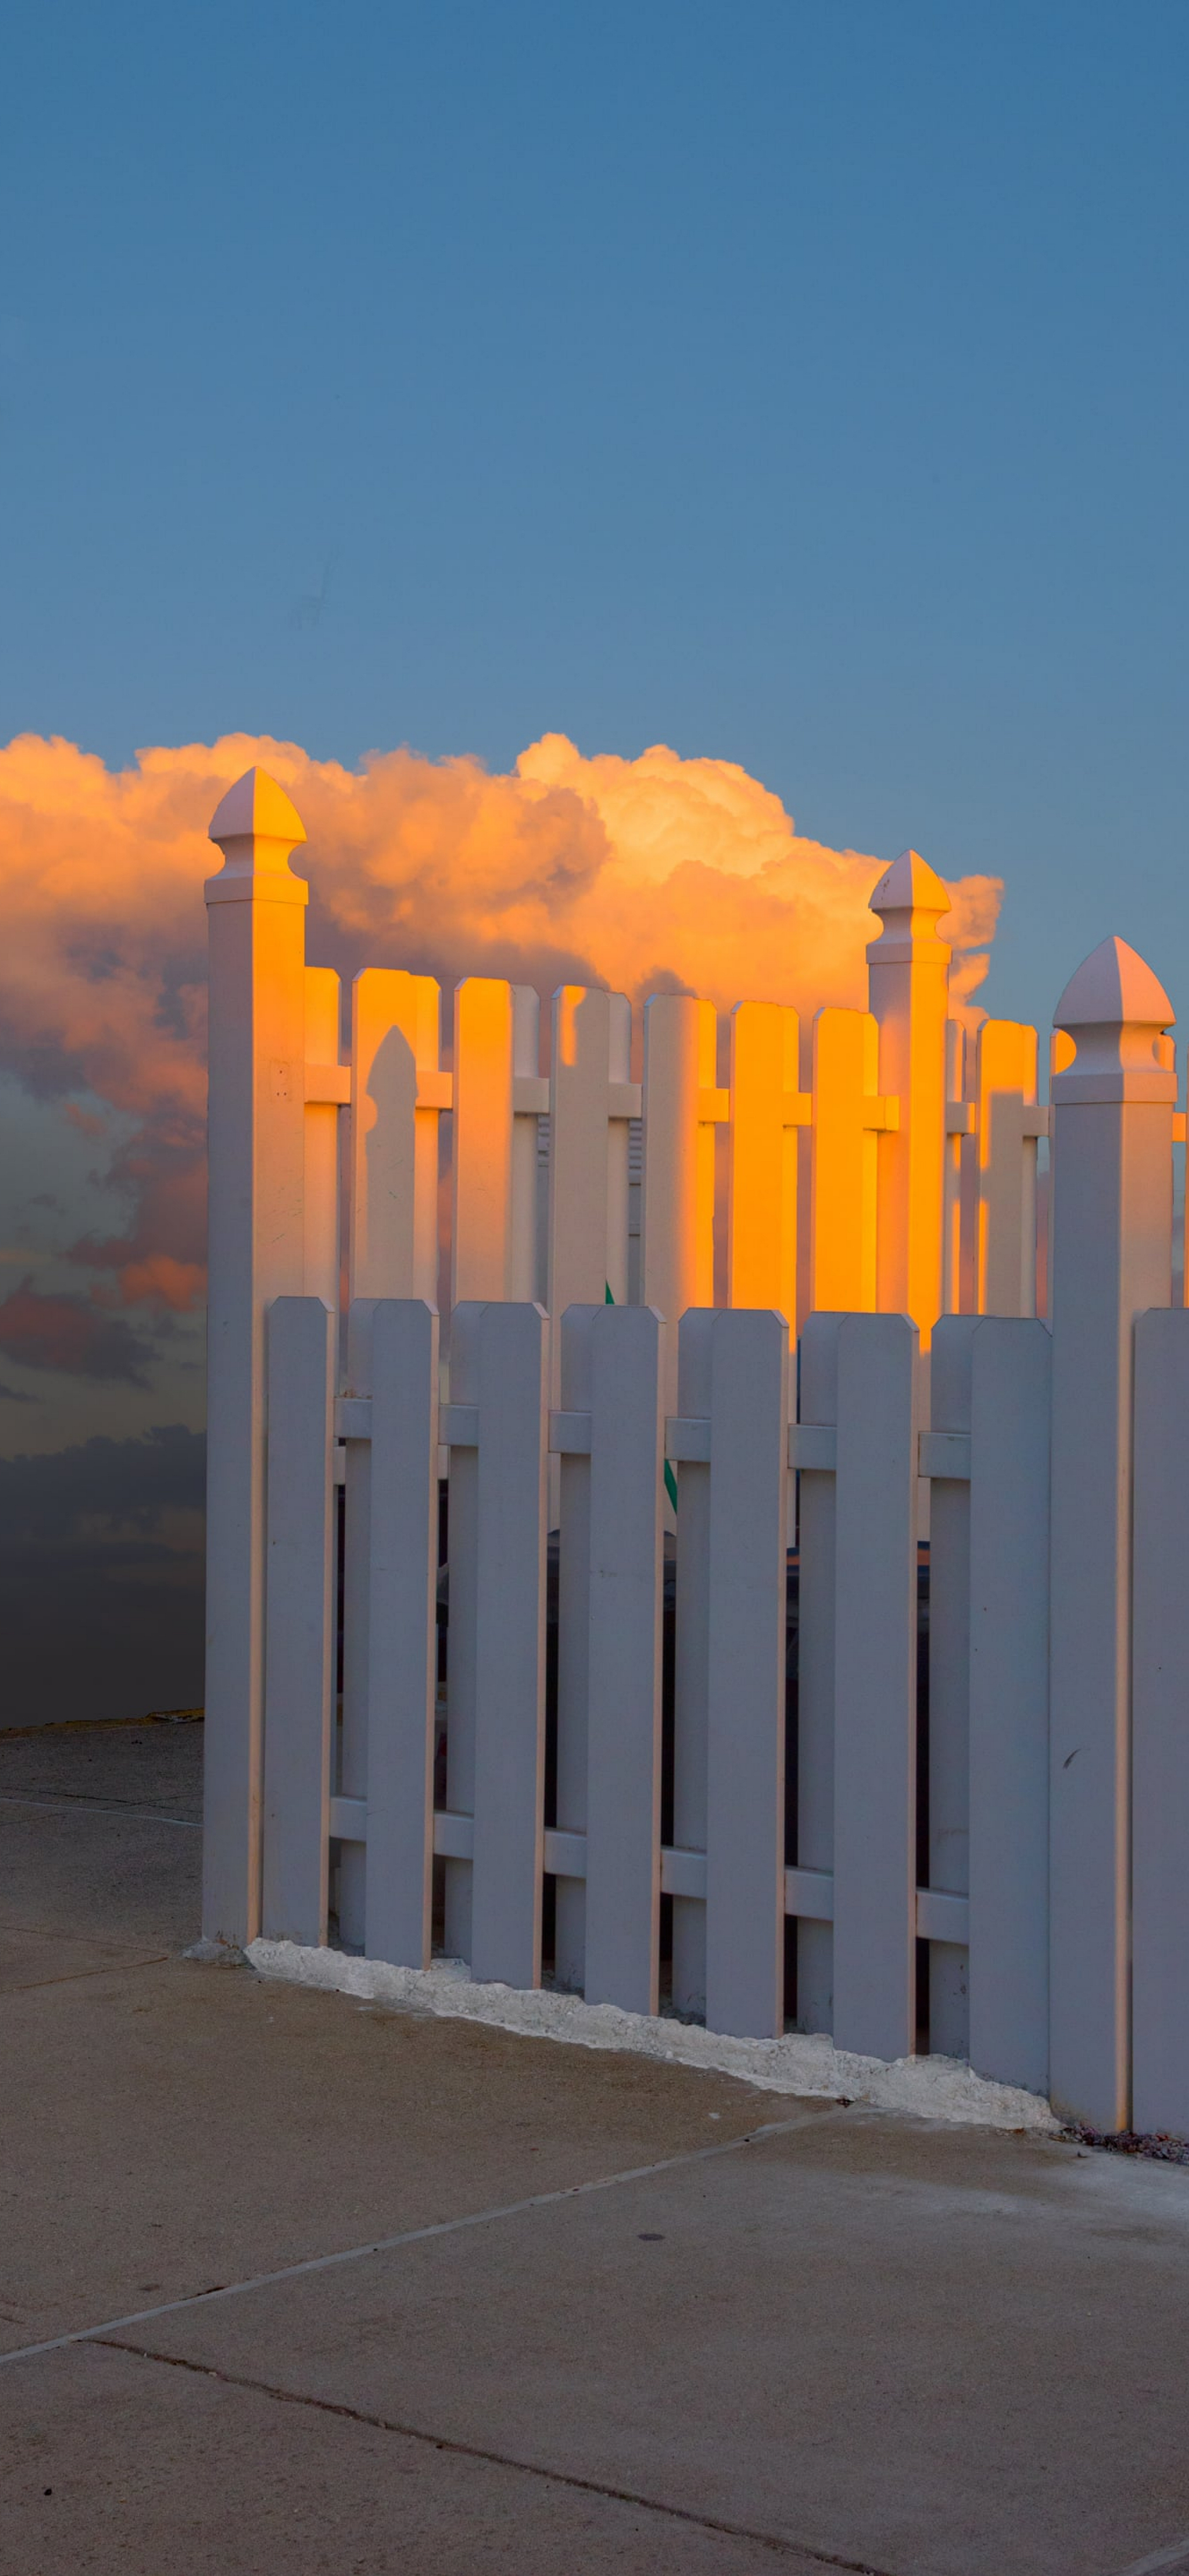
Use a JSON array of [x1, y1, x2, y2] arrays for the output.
[[201, 767, 1189, 2138]]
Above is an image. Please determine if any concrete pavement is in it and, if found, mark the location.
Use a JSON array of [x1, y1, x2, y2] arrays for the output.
[[2, 1721, 1189, 2575]]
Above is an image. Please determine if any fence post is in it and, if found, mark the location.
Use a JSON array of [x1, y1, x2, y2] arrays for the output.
[[1048, 936, 1175, 2129], [203, 768, 309, 1950], [866, 850, 950, 1344]]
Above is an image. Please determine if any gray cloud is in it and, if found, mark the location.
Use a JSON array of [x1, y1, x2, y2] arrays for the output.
[[0, 1426, 204, 1725]]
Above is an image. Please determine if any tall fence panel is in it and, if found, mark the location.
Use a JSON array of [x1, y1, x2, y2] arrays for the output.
[[203, 765, 1189, 2136]]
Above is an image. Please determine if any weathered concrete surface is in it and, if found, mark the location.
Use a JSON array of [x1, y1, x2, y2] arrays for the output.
[[0, 1717, 202, 1951], [3, 1722, 1189, 2576], [2, 2340, 838, 2576]]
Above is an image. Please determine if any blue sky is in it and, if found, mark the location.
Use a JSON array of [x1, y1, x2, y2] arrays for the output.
[[3, 0, 1187, 1039], [2, 0, 1186, 1719]]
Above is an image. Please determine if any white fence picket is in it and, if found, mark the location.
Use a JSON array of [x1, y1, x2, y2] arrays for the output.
[[261, 1295, 335, 1945], [808, 1009, 892, 1313], [363, 1298, 439, 1969], [727, 1003, 808, 1325], [928, 1316, 976, 2059], [607, 994, 633, 1305], [555, 1306, 597, 1993], [793, 1313, 839, 2035], [672, 1308, 713, 2017], [452, 980, 515, 1305], [303, 966, 342, 1308], [942, 1019, 968, 1318], [349, 967, 444, 1306], [442, 1301, 482, 1958], [548, 988, 615, 1371], [337, 1296, 372, 1945], [470, 1301, 548, 1988], [511, 985, 544, 1302], [705, 1308, 789, 2038], [641, 995, 719, 1417], [968, 1316, 1050, 2095], [832, 1312, 919, 2061], [583, 1304, 664, 2013], [1132, 1307, 1189, 2135], [973, 1020, 1043, 1318], [547, 986, 639, 1398]]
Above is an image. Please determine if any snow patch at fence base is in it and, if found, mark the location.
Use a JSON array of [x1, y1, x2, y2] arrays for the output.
[[246, 1939, 1057, 2133]]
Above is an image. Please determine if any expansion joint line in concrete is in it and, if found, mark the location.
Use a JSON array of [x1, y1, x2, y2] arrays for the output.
[[0, 2107, 842, 2373], [2, 1952, 170, 1995], [1111, 2542, 1189, 2576], [0, 1792, 201, 1827], [90, 2338, 890, 2576]]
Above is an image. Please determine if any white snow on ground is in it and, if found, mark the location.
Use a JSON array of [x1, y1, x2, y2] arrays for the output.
[[246, 1939, 1057, 2133]]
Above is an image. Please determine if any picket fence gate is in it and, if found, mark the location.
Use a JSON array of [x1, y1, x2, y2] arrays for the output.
[[202, 766, 1189, 2137]]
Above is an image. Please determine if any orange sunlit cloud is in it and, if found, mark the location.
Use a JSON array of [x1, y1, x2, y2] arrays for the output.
[[0, 729, 1001, 1323]]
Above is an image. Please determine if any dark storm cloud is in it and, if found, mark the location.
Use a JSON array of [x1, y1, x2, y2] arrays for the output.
[[0, 1426, 205, 1726]]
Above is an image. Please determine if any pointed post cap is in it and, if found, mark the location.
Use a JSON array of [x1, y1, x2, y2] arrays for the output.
[[1052, 935, 1176, 1104], [205, 767, 308, 907], [866, 848, 951, 964]]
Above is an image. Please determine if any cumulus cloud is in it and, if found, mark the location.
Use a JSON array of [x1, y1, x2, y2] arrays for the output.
[[0, 729, 1002, 1316]]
